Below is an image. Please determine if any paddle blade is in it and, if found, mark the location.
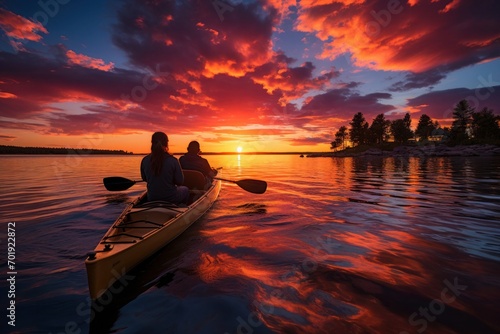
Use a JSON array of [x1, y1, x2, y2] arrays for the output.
[[103, 177, 136, 191], [235, 179, 267, 194]]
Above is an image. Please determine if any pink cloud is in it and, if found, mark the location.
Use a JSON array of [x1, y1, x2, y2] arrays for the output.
[[66, 50, 114, 71], [0, 8, 48, 42]]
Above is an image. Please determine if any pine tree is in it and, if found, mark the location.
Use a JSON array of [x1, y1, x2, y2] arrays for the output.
[[471, 107, 500, 142], [391, 113, 414, 144], [334, 126, 348, 150], [369, 114, 391, 144], [450, 100, 474, 144], [415, 114, 435, 141], [349, 113, 368, 146]]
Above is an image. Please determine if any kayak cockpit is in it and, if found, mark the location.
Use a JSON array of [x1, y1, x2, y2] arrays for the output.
[[98, 171, 211, 245]]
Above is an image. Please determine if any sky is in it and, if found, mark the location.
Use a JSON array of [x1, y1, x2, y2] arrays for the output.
[[0, 0, 499, 153]]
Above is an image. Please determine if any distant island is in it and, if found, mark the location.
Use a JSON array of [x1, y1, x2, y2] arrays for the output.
[[0, 145, 134, 155], [314, 99, 500, 158], [306, 143, 500, 158]]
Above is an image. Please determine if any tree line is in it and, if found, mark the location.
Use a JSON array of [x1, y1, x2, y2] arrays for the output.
[[0, 145, 134, 155], [331, 100, 500, 150]]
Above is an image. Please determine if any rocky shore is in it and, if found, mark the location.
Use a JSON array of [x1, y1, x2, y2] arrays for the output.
[[307, 144, 500, 158]]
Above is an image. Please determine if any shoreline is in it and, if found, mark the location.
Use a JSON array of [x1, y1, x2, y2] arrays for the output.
[[306, 144, 500, 158]]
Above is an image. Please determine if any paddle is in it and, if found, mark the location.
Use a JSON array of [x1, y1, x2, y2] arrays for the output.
[[103, 177, 144, 191], [103, 176, 267, 194], [214, 177, 267, 194]]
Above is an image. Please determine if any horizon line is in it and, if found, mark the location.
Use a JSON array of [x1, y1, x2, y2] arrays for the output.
[[0, 145, 325, 155]]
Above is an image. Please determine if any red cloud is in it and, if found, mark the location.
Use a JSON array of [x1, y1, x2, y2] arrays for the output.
[[0, 92, 17, 98], [66, 50, 114, 71], [0, 8, 48, 42], [112, 0, 276, 77], [111, 0, 337, 109], [103, 0, 347, 130], [252, 54, 341, 105], [295, 0, 500, 74]]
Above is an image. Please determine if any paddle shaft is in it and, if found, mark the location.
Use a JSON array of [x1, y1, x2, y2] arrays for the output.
[[214, 177, 237, 184], [104, 176, 266, 194]]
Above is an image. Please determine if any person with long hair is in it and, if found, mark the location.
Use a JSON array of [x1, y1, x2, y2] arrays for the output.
[[140, 132, 189, 204]]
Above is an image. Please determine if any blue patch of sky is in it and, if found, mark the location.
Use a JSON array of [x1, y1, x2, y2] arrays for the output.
[[381, 59, 500, 113], [272, 11, 354, 93], [271, 8, 344, 75], [1, 0, 129, 68], [272, 14, 309, 64], [433, 59, 500, 91]]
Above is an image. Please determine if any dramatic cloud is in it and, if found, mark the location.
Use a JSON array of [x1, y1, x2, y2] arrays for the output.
[[407, 85, 500, 124], [112, 0, 276, 76], [0, 8, 47, 42], [110, 1, 342, 108], [252, 54, 341, 104], [0, 48, 182, 136], [295, 0, 500, 88], [300, 88, 395, 120]]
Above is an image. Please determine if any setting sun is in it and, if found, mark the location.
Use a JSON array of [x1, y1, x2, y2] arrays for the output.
[[236, 146, 243, 153]]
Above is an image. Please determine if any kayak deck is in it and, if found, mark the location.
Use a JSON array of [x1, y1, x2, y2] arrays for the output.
[[99, 201, 187, 244]]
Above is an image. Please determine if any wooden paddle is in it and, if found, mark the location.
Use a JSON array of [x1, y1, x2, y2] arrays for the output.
[[103, 176, 267, 194]]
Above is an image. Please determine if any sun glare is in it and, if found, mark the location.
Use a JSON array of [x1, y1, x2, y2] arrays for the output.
[[237, 146, 243, 153]]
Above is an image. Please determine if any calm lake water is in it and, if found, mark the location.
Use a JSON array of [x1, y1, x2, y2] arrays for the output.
[[1, 154, 499, 334]]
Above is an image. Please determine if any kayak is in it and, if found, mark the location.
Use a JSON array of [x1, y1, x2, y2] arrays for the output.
[[85, 170, 221, 301]]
